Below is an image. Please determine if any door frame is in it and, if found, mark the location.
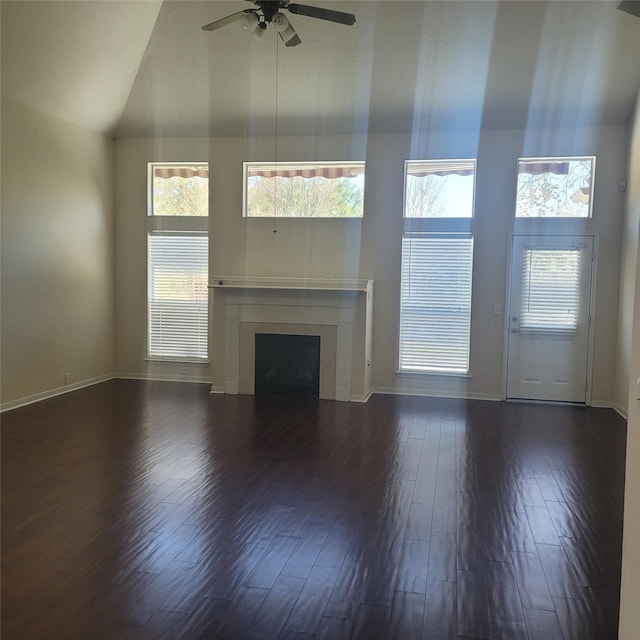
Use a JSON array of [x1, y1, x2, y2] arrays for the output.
[[502, 233, 598, 405]]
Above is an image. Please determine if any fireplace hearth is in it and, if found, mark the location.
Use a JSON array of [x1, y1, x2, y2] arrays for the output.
[[254, 333, 321, 397]]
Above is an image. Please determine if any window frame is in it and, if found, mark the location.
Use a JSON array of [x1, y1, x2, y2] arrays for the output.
[[398, 159, 477, 376], [514, 156, 596, 219], [146, 162, 209, 363], [242, 160, 366, 219]]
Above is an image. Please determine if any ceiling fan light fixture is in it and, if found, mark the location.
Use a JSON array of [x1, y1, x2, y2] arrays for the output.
[[270, 12, 301, 46], [201, 2, 356, 45], [252, 24, 266, 41], [240, 11, 259, 33], [271, 12, 290, 32]]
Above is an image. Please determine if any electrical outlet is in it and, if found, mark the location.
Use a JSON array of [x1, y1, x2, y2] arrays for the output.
[[493, 303, 502, 315], [64, 373, 70, 385]]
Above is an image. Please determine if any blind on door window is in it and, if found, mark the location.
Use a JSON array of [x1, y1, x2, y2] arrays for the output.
[[399, 236, 473, 373], [148, 234, 209, 360], [520, 248, 581, 334]]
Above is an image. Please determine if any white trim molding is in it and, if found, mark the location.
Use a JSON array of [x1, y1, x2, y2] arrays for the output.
[[1, 374, 115, 413], [374, 386, 502, 402], [117, 372, 213, 385], [211, 277, 374, 402]]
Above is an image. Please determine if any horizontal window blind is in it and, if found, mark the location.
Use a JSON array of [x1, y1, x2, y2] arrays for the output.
[[520, 248, 581, 334], [400, 236, 473, 373], [148, 234, 208, 360]]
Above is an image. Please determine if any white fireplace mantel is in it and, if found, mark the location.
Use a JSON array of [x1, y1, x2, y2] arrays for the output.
[[209, 277, 374, 402], [210, 276, 372, 293]]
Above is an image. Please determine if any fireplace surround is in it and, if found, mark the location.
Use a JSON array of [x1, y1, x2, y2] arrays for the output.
[[210, 277, 374, 402]]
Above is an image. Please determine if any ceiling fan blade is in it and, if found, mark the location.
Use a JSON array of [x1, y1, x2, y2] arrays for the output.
[[201, 10, 250, 31], [617, 0, 640, 17], [286, 3, 356, 25], [279, 30, 302, 46]]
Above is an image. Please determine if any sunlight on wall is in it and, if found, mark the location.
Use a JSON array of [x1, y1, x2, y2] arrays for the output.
[[524, 2, 615, 144]]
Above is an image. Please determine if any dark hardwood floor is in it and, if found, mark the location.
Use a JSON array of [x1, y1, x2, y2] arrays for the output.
[[1, 380, 626, 639]]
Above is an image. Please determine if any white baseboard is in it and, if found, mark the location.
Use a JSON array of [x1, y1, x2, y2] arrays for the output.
[[116, 372, 213, 385], [373, 387, 502, 402], [4, 377, 622, 415], [591, 401, 628, 419], [350, 390, 373, 403], [613, 405, 629, 420], [1, 374, 115, 413]]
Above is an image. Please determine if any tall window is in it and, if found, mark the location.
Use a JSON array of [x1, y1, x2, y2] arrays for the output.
[[147, 163, 209, 361], [515, 157, 595, 218], [399, 160, 476, 373], [243, 161, 365, 218]]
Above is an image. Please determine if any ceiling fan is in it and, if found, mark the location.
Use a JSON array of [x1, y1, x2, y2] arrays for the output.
[[201, 1, 356, 47]]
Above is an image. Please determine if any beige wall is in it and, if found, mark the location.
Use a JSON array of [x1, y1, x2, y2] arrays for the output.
[[0, 100, 115, 405], [114, 125, 627, 402], [619, 88, 640, 640], [616, 94, 640, 417]]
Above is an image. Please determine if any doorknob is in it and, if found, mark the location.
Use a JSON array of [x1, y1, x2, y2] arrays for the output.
[[511, 316, 518, 322], [511, 328, 518, 333]]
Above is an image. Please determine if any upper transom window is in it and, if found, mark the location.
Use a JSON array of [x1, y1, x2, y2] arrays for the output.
[[149, 163, 209, 217], [404, 160, 475, 219], [243, 161, 365, 218], [515, 157, 595, 218]]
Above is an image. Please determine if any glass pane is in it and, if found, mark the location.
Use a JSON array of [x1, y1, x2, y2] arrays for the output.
[[405, 160, 475, 218], [148, 234, 208, 360], [399, 236, 473, 373], [515, 158, 594, 218], [245, 162, 364, 218], [520, 248, 581, 333], [151, 164, 208, 216]]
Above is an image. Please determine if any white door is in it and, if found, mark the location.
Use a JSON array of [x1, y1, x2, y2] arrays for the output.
[[506, 235, 594, 402]]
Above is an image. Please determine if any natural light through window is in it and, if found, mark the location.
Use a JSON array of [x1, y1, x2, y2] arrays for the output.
[[399, 159, 476, 374], [404, 160, 475, 218], [520, 248, 581, 334], [243, 161, 365, 218], [147, 162, 209, 361], [150, 164, 209, 217], [515, 157, 595, 218]]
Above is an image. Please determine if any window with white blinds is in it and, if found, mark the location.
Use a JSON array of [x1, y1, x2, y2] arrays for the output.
[[148, 234, 209, 360], [400, 158, 476, 374], [399, 236, 474, 373], [520, 248, 581, 334]]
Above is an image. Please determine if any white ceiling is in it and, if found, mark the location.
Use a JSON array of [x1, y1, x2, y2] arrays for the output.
[[2, 1, 640, 138]]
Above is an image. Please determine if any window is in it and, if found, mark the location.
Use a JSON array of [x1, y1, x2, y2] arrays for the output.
[[243, 161, 365, 218], [147, 163, 209, 361], [399, 160, 476, 374], [520, 247, 581, 334], [515, 157, 595, 218], [404, 160, 475, 218]]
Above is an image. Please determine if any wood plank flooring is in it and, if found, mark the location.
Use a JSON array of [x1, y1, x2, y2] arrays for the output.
[[1, 380, 627, 639]]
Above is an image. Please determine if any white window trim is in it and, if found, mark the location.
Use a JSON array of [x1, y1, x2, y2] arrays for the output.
[[403, 158, 477, 226], [515, 155, 596, 220], [399, 159, 477, 376], [398, 233, 474, 375], [147, 162, 210, 363], [148, 162, 209, 218], [242, 160, 365, 218]]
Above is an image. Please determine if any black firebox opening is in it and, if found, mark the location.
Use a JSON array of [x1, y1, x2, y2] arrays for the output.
[[254, 333, 321, 398]]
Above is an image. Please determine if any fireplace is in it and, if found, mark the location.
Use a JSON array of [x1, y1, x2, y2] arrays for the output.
[[210, 277, 374, 402], [254, 333, 320, 397]]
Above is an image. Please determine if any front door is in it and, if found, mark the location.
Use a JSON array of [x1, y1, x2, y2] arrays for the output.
[[506, 235, 594, 402]]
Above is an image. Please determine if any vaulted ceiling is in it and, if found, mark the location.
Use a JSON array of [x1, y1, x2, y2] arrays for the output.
[[2, 1, 640, 138]]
